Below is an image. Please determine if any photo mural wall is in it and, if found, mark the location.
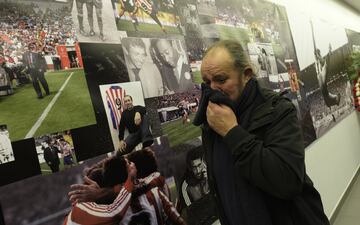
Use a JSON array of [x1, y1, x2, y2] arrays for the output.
[[0, 0, 358, 224]]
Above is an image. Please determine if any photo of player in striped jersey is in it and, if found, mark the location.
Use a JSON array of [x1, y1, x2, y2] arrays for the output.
[[66, 148, 186, 225]]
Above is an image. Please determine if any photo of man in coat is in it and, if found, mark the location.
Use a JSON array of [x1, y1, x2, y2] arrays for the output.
[[22, 43, 50, 99], [43, 140, 61, 173]]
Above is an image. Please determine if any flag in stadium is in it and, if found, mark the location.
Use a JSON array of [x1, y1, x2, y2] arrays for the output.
[[106, 86, 127, 130]]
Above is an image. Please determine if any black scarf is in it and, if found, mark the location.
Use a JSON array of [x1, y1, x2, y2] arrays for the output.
[[235, 77, 260, 129], [193, 78, 260, 128]]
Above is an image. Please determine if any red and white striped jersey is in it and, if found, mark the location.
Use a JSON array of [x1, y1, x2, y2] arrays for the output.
[[120, 173, 185, 225], [63, 173, 185, 225], [63, 179, 133, 225], [105, 85, 127, 130]]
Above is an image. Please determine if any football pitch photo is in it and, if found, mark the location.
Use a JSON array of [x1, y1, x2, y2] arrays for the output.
[[117, 20, 182, 35], [161, 114, 201, 147], [0, 69, 96, 141]]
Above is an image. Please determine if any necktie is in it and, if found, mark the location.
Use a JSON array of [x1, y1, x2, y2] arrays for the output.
[[132, 68, 140, 81]]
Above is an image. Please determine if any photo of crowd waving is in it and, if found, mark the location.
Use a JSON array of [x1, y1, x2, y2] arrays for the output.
[[0, 0, 96, 141]]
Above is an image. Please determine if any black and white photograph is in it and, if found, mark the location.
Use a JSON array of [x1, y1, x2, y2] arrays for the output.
[[247, 42, 278, 78], [287, 13, 354, 138], [99, 81, 154, 155], [177, 2, 202, 38], [142, 135, 219, 225], [71, 0, 122, 43], [122, 37, 195, 98], [0, 125, 15, 165], [177, 146, 218, 225], [35, 130, 77, 174], [121, 37, 164, 97]]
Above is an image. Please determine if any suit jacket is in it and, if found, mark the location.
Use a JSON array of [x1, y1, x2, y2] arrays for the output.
[[161, 60, 193, 93], [22, 51, 47, 71], [43, 146, 60, 165], [128, 60, 165, 98]]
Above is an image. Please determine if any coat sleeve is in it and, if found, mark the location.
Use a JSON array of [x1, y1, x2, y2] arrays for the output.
[[223, 99, 305, 200], [69, 179, 133, 225]]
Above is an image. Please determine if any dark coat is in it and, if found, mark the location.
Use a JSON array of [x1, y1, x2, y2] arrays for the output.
[[201, 86, 330, 225], [43, 146, 60, 166], [22, 51, 47, 71], [161, 62, 193, 93]]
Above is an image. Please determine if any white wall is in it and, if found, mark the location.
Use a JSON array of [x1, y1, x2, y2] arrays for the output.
[[268, 0, 360, 218], [305, 112, 360, 217]]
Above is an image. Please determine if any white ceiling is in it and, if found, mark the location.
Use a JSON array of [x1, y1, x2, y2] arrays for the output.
[[342, 0, 360, 12]]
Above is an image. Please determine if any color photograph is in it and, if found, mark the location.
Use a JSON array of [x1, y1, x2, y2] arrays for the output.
[[0, 0, 96, 141], [156, 88, 201, 147], [35, 130, 77, 174], [99, 81, 153, 154], [114, 0, 184, 37]]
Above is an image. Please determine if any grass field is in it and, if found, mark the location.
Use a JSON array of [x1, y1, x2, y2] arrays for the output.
[[161, 113, 201, 147], [117, 20, 181, 35], [193, 70, 202, 84], [0, 69, 96, 141]]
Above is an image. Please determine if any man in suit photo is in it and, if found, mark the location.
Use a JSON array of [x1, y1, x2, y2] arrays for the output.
[[22, 43, 50, 99], [151, 39, 194, 93], [122, 38, 165, 98]]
